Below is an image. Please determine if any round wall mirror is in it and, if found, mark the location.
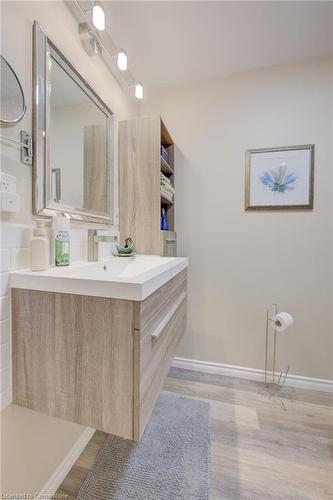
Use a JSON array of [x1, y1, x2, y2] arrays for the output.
[[0, 55, 26, 124]]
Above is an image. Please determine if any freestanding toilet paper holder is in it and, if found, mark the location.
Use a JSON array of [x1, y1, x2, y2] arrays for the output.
[[264, 303, 290, 388]]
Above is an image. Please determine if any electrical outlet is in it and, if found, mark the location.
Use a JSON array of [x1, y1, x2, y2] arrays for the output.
[[0, 173, 16, 193], [0, 191, 20, 213]]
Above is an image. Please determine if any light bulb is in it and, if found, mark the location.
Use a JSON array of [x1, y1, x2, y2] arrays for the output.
[[93, 2, 105, 31], [135, 83, 144, 99], [117, 50, 127, 71]]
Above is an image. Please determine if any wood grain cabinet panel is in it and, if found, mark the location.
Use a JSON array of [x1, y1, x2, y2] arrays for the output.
[[161, 231, 177, 257], [12, 290, 135, 438], [119, 116, 161, 255], [135, 299, 187, 439], [119, 116, 177, 256], [12, 272, 187, 441]]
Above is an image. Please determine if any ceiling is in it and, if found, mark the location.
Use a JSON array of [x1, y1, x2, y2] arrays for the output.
[[105, 1, 333, 89]]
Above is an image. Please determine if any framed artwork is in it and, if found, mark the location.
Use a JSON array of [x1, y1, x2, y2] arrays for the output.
[[245, 144, 314, 210]]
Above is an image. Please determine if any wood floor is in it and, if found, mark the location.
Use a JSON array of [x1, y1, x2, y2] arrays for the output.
[[55, 368, 333, 500]]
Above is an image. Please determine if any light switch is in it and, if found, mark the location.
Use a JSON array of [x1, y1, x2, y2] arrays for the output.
[[0, 173, 17, 193], [0, 191, 20, 213]]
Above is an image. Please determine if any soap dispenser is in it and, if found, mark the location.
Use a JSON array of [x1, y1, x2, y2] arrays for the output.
[[30, 220, 50, 271], [53, 214, 71, 267]]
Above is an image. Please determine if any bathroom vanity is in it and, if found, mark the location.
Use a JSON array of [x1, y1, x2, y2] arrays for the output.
[[11, 256, 187, 440]]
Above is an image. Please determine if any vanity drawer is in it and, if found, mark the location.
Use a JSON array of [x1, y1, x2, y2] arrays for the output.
[[139, 284, 187, 374], [135, 293, 186, 439], [135, 268, 186, 332]]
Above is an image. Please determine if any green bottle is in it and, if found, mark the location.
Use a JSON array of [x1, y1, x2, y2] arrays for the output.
[[53, 215, 70, 266]]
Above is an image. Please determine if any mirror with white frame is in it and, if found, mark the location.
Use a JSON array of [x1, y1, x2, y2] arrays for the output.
[[33, 21, 113, 224]]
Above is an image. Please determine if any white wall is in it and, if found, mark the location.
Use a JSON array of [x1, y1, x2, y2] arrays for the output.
[[142, 57, 333, 380]]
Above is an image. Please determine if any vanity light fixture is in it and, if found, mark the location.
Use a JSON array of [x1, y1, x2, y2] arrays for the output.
[[117, 50, 127, 71], [68, 1, 144, 101], [135, 83, 144, 99], [79, 23, 102, 56], [93, 1, 105, 31]]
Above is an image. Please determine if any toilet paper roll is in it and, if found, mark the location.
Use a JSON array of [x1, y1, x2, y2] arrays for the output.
[[270, 312, 294, 333]]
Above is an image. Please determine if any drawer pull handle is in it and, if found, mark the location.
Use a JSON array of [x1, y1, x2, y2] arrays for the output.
[[151, 292, 187, 340], [165, 238, 177, 242]]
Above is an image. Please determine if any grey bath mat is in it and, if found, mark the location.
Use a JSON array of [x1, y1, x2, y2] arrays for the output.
[[77, 393, 210, 500]]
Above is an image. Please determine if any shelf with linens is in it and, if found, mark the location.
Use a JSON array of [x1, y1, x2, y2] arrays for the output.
[[119, 116, 177, 256], [160, 156, 174, 176], [160, 121, 175, 237], [161, 193, 174, 206]]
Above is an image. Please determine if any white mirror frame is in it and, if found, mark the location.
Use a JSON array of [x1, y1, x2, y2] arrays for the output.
[[32, 21, 114, 225]]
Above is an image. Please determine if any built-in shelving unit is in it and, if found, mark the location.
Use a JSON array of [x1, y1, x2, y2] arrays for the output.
[[160, 120, 175, 234], [160, 194, 174, 206], [119, 116, 177, 256], [160, 156, 174, 176]]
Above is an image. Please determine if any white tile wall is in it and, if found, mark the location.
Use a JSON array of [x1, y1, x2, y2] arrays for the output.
[[0, 296, 10, 321], [0, 223, 31, 410], [0, 222, 119, 411], [0, 319, 10, 345], [0, 310, 10, 411], [0, 249, 10, 272], [70, 228, 88, 262]]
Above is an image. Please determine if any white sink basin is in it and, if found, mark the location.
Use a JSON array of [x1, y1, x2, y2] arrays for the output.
[[10, 255, 188, 301]]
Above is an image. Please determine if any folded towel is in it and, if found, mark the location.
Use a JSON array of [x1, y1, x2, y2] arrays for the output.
[[161, 177, 173, 187], [161, 190, 174, 202], [160, 176, 175, 193], [161, 171, 175, 201], [161, 183, 175, 196], [160, 172, 172, 184]]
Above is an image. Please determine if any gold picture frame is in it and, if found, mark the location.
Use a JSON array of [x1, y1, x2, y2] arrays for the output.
[[245, 144, 315, 211]]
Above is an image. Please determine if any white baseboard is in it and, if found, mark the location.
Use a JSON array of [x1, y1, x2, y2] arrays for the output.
[[39, 427, 95, 497], [172, 357, 333, 393]]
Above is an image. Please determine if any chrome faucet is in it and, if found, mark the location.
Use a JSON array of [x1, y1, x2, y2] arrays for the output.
[[88, 229, 118, 262]]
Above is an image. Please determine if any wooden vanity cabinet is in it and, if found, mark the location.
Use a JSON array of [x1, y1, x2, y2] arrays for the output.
[[12, 270, 186, 441]]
